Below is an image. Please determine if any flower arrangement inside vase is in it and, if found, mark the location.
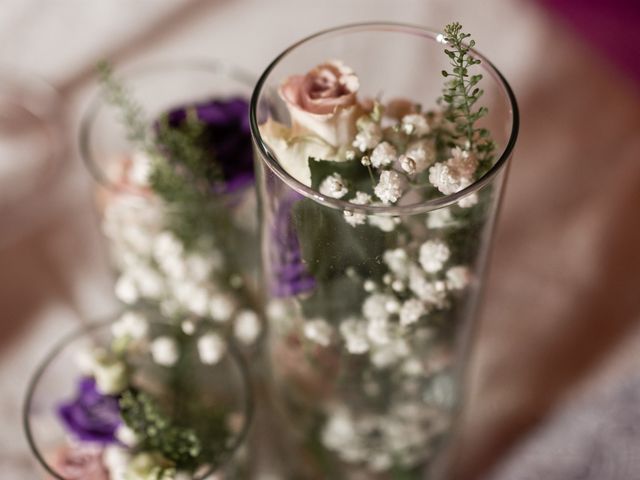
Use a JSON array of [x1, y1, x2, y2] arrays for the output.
[[92, 63, 262, 349], [24, 315, 251, 480], [253, 22, 516, 477]]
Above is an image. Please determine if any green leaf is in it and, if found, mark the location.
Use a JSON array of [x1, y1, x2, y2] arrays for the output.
[[291, 198, 387, 282], [120, 390, 203, 469]]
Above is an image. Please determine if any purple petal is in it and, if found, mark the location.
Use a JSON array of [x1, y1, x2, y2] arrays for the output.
[[57, 377, 122, 444]]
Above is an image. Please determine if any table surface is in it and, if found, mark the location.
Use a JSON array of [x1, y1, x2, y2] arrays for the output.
[[1, 1, 639, 479]]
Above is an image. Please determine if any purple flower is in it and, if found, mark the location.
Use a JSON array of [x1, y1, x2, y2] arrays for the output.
[[165, 97, 254, 193], [57, 377, 122, 444], [270, 190, 316, 297]]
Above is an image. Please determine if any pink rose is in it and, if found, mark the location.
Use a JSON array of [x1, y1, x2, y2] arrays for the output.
[[279, 60, 361, 147], [47, 444, 109, 480]]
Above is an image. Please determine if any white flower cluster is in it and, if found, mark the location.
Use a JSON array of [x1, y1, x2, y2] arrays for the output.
[[335, 236, 471, 370], [428, 147, 479, 207], [343, 191, 371, 227], [374, 170, 403, 204], [352, 118, 383, 152], [319, 173, 349, 199], [102, 167, 262, 347], [321, 401, 448, 471]]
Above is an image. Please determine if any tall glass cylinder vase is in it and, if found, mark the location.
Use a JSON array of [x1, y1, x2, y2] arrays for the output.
[[250, 23, 518, 479], [79, 60, 263, 349]]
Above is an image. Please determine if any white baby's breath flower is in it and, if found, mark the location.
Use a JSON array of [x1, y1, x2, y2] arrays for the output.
[[209, 293, 236, 323], [352, 119, 383, 152], [121, 225, 155, 255], [115, 424, 139, 447], [339, 318, 370, 354], [343, 191, 371, 227], [363, 280, 377, 292], [404, 139, 435, 173], [153, 231, 184, 262], [234, 309, 262, 345], [266, 299, 289, 321], [112, 311, 148, 341], [401, 114, 430, 136], [363, 293, 394, 322], [385, 298, 401, 314], [197, 332, 226, 365], [103, 445, 130, 480], [408, 266, 447, 308], [419, 240, 450, 273], [115, 274, 139, 304], [154, 232, 188, 280], [448, 146, 478, 178], [392, 280, 405, 292], [374, 170, 403, 204], [184, 253, 214, 283], [457, 192, 478, 208], [428, 147, 478, 195], [428, 162, 468, 195], [322, 408, 357, 452], [157, 253, 187, 280], [74, 347, 96, 375], [303, 318, 333, 347], [402, 357, 424, 376], [399, 298, 426, 327], [427, 208, 454, 229], [130, 265, 164, 299], [383, 248, 410, 279], [150, 336, 179, 367], [319, 173, 349, 199], [181, 319, 196, 335], [370, 338, 410, 368], [368, 214, 397, 232], [93, 354, 128, 394], [446, 265, 472, 290], [183, 286, 210, 316], [128, 151, 153, 187], [367, 317, 393, 346], [370, 141, 397, 168]]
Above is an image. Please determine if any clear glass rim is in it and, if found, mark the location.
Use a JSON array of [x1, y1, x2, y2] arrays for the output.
[[23, 315, 255, 480], [250, 22, 520, 215], [78, 58, 256, 192]]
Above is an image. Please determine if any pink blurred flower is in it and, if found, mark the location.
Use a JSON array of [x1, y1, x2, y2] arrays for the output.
[[47, 444, 109, 480], [279, 60, 362, 147]]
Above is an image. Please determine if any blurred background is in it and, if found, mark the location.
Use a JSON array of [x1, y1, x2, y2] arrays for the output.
[[1, 0, 639, 478]]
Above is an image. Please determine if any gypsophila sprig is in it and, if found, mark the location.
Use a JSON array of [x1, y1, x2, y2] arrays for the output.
[[98, 61, 153, 152], [120, 390, 203, 469], [440, 23, 496, 172], [98, 63, 220, 245]]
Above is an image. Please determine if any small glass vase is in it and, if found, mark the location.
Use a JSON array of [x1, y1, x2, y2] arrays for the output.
[[250, 23, 518, 479], [23, 312, 253, 480], [79, 60, 263, 348]]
